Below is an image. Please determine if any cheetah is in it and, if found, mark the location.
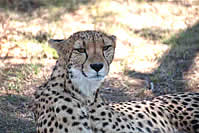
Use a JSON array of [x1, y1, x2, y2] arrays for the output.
[[33, 30, 199, 133]]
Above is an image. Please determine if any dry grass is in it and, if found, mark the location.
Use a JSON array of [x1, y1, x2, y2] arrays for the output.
[[0, 0, 199, 132]]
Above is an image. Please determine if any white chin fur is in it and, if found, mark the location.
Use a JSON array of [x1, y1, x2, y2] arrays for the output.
[[70, 68, 105, 97]]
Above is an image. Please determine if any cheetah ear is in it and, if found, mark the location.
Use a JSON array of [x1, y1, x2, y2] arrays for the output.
[[109, 35, 116, 43], [48, 39, 73, 64], [48, 39, 67, 54], [48, 39, 73, 56], [110, 35, 116, 42]]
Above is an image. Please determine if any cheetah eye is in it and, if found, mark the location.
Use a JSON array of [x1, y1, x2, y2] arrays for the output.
[[74, 48, 86, 53], [103, 45, 112, 51]]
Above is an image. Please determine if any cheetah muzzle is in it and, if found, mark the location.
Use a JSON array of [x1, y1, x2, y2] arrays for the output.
[[33, 30, 199, 133]]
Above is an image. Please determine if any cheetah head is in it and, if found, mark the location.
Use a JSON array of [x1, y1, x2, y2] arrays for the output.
[[49, 30, 116, 98]]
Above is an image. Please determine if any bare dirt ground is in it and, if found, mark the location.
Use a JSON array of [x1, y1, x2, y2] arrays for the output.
[[0, 0, 199, 132]]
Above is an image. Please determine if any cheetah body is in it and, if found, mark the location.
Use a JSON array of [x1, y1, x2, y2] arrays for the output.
[[33, 30, 199, 133]]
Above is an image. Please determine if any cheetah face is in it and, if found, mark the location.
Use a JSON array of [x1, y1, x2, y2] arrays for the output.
[[49, 31, 116, 97], [69, 35, 116, 81]]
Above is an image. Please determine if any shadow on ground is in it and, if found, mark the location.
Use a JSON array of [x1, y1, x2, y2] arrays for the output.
[[126, 21, 199, 94], [0, 63, 43, 95], [0, 62, 49, 133], [100, 77, 138, 102], [0, 94, 36, 133]]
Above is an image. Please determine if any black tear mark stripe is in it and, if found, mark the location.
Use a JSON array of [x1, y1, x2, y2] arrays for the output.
[[92, 35, 96, 54], [81, 40, 88, 77], [68, 49, 73, 64], [102, 38, 110, 65], [83, 40, 86, 48]]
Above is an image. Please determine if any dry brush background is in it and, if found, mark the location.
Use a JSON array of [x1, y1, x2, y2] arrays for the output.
[[0, 0, 199, 132]]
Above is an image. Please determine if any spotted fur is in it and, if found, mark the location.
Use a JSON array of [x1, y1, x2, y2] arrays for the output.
[[33, 30, 199, 133]]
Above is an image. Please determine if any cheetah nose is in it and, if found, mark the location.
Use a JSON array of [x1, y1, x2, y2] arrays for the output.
[[90, 63, 104, 72]]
